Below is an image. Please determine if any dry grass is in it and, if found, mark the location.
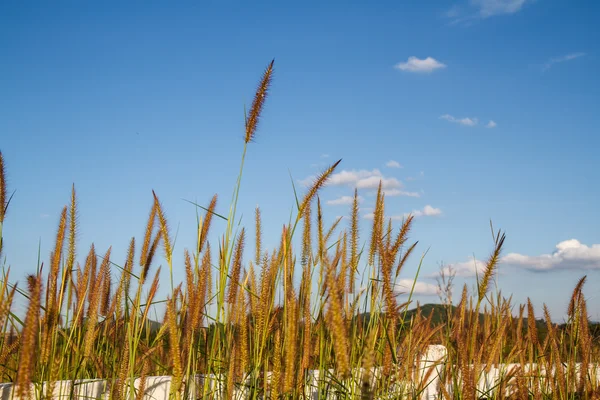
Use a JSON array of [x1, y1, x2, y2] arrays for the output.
[[0, 61, 598, 400]]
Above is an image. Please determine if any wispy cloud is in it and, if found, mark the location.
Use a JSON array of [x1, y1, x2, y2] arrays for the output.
[[394, 56, 447, 73], [486, 120, 497, 128], [320, 153, 330, 159], [473, 0, 530, 18], [383, 189, 421, 198], [395, 279, 439, 296], [40, 213, 51, 219], [503, 239, 600, 272], [446, 0, 532, 25], [440, 114, 478, 127], [386, 160, 402, 168], [326, 195, 364, 206], [542, 52, 586, 71]]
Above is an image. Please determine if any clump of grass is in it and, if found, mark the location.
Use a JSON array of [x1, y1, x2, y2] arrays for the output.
[[0, 61, 598, 400]]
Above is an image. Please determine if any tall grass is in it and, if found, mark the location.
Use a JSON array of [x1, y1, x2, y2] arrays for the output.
[[0, 62, 598, 399]]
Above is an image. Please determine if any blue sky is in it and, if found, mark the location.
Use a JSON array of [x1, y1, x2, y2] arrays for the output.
[[1, 0, 599, 321]]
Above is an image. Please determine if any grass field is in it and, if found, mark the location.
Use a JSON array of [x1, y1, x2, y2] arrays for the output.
[[0, 61, 598, 399]]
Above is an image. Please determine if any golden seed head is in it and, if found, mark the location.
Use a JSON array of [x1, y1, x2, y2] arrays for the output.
[[245, 60, 274, 143]]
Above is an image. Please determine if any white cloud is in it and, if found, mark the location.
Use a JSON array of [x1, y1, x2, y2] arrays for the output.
[[395, 279, 439, 296], [326, 195, 364, 206], [320, 153, 330, 159], [543, 52, 586, 71], [440, 114, 478, 127], [386, 160, 402, 168], [394, 57, 447, 73], [486, 120, 497, 128], [357, 176, 402, 190], [472, 0, 530, 18], [301, 169, 403, 191], [434, 239, 600, 278], [502, 239, 600, 272], [363, 205, 442, 220], [432, 258, 488, 278], [407, 205, 442, 218]]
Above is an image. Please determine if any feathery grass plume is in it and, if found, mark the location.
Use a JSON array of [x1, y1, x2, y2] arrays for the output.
[[198, 194, 217, 254], [238, 288, 249, 378], [526, 298, 539, 357], [47, 206, 67, 316], [83, 249, 109, 359], [477, 224, 505, 302], [16, 274, 42, 400], [361, 329, 376, 400], [143, 232, 161, 282], [0, 151, 6, 222], [139, 199, 157, 269], [65, 184, 78, 309], [135, 358, 150, 400], [317, 197, 329, 296], [338, 232, 348, 295], [326, 250, 350, 378], [167, 287, 183, 399], [42, 206, 67, 365], [283, 292, 299, 394], [390, 215, 413, 264], [122, 237, 135, 316], [368, 182, 384, 267], [300, 274, 312, 371], [255, 206, 262, 266], [139, 266, 161, 331], [323, 216, 343, 249], [0, 269, 16, 339], [577, 289, 591, 393], [197, 244, 211, 328], [67, 185, 77, 269], [247, 261, 258, 317], [543, 304, 565, 394], [226, 341, 236, 398], [298, 159, 342, 217], [568, 275, 587, 318], [395, 241, 417, 281], [107, 245, 130, 322], [74, 244, 95, 327], [245, 60, 274, 143], [85, 244, 98, 299], [183, 249, 196, 341], [0, 151, 9, 258], [301, 200, 312, 268], [0, 335, 19, 381], [113, 338, 130, 400], [227, 228, 245, 305], [99, 247, 113, 316], [350, 188, 359, 292], [152, 190, 172, 265], [271, 329, 282, 400], [384, 218, 392, 254]]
